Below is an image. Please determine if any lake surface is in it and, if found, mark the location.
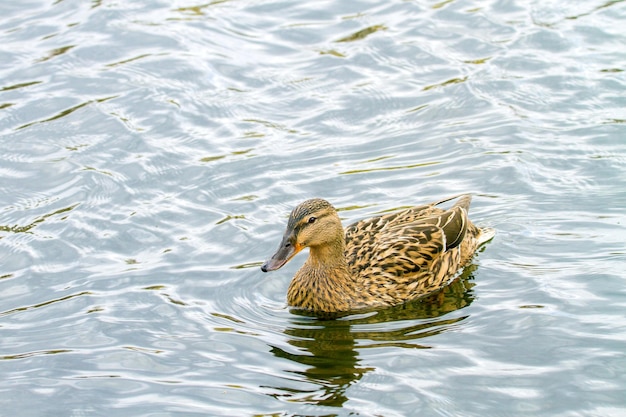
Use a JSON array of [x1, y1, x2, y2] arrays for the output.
[[1, 0, 625, 416]]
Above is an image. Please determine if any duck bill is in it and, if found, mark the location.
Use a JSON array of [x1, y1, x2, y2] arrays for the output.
[[261, 238, 303, 272]]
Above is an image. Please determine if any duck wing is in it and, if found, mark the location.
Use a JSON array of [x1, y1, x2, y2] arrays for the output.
[[344, 197, 470, 277]]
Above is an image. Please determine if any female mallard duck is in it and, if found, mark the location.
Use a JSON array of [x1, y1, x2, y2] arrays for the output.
[[261, 195, 494, 314]]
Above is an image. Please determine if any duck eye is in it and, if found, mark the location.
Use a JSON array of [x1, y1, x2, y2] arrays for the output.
[[307, 216, 317, 224]]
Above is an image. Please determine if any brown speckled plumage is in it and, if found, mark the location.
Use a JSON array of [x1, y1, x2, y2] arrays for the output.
[[261, 195, 494, 315]]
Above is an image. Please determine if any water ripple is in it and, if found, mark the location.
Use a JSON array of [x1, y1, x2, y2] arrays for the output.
[[1, 0, 625, 416]]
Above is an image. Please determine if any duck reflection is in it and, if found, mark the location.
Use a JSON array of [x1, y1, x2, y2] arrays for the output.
[[268, 264, 479, 407]]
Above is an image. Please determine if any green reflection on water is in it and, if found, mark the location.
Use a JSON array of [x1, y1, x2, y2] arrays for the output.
[[0, 204, 79, 235], [335, 25, 387, 43], [267, 265, 478, 408]]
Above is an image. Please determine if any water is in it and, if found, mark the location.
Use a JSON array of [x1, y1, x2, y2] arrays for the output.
[[1, 0, 625, 416]]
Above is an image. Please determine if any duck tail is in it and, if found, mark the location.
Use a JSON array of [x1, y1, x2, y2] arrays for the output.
[[477, 226, 495, 246]]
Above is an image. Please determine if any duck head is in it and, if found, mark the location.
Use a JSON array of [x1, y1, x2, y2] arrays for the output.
[[261, 198, 342, 272]]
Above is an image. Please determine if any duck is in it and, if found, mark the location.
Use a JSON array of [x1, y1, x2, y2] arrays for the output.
[[261, 194, 494, 315]]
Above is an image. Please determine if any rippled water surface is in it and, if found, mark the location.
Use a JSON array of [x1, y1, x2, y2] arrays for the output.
[[1, 0, 625, 416]]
